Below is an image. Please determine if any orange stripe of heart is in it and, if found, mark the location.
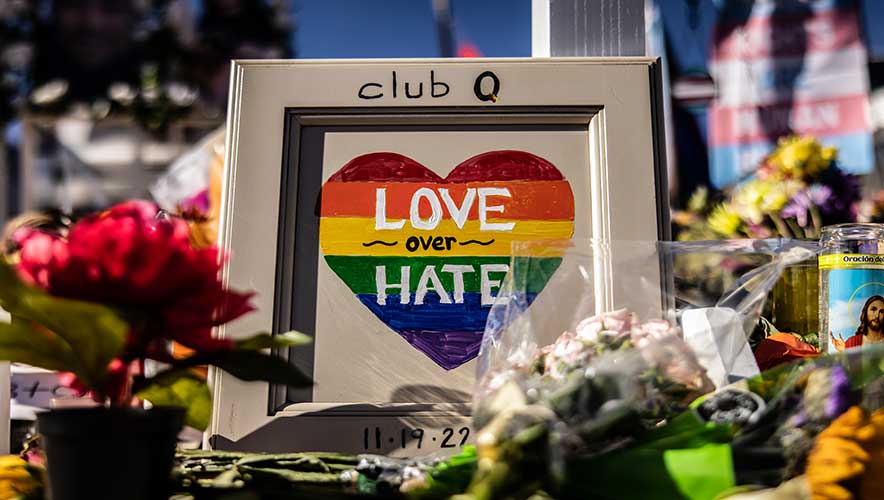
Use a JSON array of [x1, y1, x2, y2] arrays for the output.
[[320, 180, 574, 220]]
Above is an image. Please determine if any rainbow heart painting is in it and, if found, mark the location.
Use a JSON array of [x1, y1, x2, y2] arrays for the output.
[[318, 150, 575, 370]]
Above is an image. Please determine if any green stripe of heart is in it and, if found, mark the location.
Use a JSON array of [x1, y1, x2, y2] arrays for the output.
[[323, 255, 562, 295]]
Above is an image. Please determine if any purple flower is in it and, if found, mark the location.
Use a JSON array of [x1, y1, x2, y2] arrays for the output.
[[825, 364, 850, 419], [806, 184, 834, 208], [781, 194, 810, 227], [179, 189, 210, 213], [779, 167, 862, 229], [781, 185, 831, 227]]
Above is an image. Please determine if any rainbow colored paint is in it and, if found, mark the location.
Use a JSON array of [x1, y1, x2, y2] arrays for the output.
[[319, 150, 575, 369]]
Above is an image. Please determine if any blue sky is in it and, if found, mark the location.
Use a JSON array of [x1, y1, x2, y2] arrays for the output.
[[292, 0, 532, 58]]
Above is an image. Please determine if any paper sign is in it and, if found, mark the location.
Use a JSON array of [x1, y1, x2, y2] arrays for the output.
[[210, 58, 666, 454], [319, 150, 574, 369]]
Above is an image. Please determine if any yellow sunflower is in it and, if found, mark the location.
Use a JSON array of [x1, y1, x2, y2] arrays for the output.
[[805, 406, 884, 500]]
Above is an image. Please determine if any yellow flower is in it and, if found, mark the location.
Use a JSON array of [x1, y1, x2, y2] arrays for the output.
[[0, 456, 42, 500], [707, 204, 743, 237], [732, 180, 770, 224], [687, 187, 709, 214], [805, 406, 884, 500], [729, 178, 803, 226], [759, 180, 802, 214], [821, 145, 837, 164], [766, 136, 836, 180]]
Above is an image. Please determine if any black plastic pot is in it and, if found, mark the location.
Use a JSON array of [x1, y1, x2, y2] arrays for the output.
[[37, 406, 184, 500]]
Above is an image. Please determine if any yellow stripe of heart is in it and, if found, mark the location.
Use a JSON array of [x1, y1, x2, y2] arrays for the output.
[[319, 217, 574, 257]]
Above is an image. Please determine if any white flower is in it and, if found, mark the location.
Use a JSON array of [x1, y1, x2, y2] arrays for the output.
[[108, 82, 136, 105], [142, 86, 160, 103], [165, 82, 199, 107], [30, 79, 68, 105]]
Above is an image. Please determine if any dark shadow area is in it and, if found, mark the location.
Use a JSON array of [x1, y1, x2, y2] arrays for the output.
[[389, 384, 471, 403], [212, 399, 471, 455]]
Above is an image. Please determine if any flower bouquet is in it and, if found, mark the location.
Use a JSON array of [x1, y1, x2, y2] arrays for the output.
[[0, 200, 312, 500], [333, 240, 854, 500], [674, 136, 859, 241], [674, 136, 855, 349], [461, 310, 715, 500], [122, 238, 877, 500], [343, 317, 884, 500]]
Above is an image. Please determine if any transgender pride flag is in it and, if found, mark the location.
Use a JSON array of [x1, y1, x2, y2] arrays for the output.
[[708, 0, 873, 188]]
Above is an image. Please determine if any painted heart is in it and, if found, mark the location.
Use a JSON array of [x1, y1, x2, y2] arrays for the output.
[[319, 150, 575, 370]]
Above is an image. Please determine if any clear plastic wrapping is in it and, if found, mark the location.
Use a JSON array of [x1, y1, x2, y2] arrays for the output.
[[477, 239, 817, 405], [454, 239, 820, 500]]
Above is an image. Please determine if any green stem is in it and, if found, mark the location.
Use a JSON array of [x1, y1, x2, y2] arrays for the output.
[[769, 214, 793, 239], [809, 206, 823, 239], [785, 217, 805, 239]]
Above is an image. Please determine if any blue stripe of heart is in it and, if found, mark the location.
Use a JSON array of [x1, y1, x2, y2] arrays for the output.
[[356, 292, 538, 332]]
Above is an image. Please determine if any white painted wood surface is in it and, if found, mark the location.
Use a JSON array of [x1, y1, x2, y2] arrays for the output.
[[532, 0, 645, 57]]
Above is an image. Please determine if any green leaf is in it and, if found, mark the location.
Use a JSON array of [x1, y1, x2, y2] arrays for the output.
[[412, 446, 477, 500], [136, 370, 212, 431], [236, 331, 312, 351], [0, 318, 79, 372], [662, 445, 736, 500], [176, 350, 312, 388], [0, 259, 129, 389], [565, 444, 736, 500]]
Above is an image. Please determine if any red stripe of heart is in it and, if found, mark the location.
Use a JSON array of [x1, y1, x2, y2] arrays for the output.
[[327, 150, 565, 183]]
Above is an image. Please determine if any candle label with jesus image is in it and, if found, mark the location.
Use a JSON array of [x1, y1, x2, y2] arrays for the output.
[[820, 254, 884, 354], [318, 150, 575, 370]]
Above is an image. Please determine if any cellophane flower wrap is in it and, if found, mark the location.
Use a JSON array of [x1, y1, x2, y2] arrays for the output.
[[456, 239, 814, 500]]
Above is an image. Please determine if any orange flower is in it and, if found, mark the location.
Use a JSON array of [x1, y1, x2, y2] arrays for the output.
[[805, 406, 884, 500]]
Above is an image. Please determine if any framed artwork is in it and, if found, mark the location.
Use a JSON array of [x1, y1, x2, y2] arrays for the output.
[[211, 58, 668, 455]]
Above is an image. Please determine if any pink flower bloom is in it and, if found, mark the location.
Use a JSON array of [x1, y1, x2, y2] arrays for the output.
[[14, 201, 253, 359], [631, 319, 677, 348], [551, 333, 583, 363], [600, 308, 635, 333], [575, 317, 604, 342]]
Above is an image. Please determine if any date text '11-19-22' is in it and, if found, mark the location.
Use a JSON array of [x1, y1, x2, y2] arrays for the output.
[[362, 426, 471, 450]]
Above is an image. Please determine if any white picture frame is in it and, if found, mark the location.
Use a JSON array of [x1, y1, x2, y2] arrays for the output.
[[211, 58, 668, 455]]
